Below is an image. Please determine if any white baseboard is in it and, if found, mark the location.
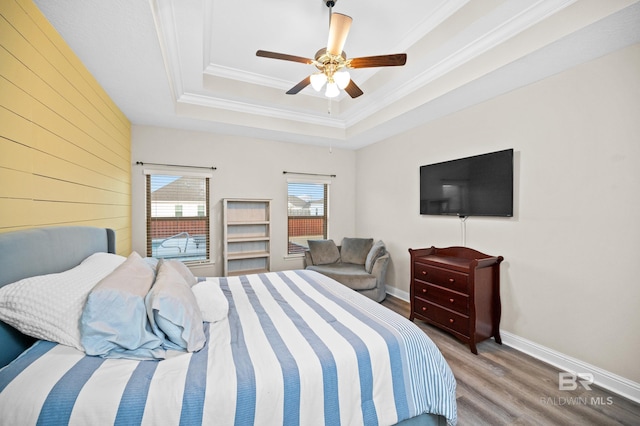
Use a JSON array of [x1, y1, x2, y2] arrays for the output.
[[384, 286, 640, 404], [385, 285, 410, 301], [501, 331, 640, 404]]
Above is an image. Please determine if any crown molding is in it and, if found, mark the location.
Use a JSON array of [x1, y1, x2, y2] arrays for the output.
[[149, 0, 183, 101], [203, 64, 296, 91], [178, 93, 346, 128]]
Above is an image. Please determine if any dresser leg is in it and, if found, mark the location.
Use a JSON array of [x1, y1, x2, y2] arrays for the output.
[[494, 332, 502, 345], [469, 342, 478, 355]]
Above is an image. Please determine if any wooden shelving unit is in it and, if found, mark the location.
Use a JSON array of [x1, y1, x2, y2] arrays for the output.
[[222, 198, 271, 276]]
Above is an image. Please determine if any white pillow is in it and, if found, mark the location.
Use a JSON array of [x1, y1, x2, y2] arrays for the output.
[[0, 252, 126, 350], [191, 279, 229, 323]]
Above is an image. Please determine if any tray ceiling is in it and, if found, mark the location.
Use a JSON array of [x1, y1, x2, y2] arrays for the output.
[[34, 0, 640, 149]]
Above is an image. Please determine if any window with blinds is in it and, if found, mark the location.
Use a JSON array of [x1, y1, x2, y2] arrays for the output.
[[287, 181, 328, 255], [146, 174, 210, 262]]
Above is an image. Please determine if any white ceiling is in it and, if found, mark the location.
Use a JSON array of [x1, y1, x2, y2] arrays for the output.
[[34, 0, 640, 149]]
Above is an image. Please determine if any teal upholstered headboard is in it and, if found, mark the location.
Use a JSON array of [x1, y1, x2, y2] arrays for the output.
[[0, 226, 115, 368]]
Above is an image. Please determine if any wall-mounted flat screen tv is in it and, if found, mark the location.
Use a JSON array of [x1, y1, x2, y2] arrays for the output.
[[420, 149, 513, 217]]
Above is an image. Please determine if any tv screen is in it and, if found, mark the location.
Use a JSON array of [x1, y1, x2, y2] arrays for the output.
[[420, 149, 513, 217]]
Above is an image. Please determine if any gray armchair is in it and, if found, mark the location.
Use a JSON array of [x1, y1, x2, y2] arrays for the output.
[[304, 238, 389, 302]]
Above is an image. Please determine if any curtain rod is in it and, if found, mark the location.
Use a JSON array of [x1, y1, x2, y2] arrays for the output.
[[136, 161, 216, 171], [283, 171, 336, 178]]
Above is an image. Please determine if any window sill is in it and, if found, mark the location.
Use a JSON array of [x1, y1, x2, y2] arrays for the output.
[[186, 260, 215, 270], [283, 254, 304, 261]]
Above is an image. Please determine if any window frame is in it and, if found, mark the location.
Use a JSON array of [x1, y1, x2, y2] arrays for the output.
[[144, 169, 212, 264], [286, 178, 330, 257]]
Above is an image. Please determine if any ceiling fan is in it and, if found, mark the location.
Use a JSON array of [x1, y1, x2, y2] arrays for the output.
[[256, 0, 407, 99]]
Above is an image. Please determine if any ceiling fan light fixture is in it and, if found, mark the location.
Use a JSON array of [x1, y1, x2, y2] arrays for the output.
[[255, 0, 406, 100], [325, 82, 340, 98], [310, 73, 327, 91], [334, 70, 350, 89]]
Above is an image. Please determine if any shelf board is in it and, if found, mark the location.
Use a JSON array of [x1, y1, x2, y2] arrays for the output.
[[228, 237, 270, 242], [228, 251, 270, 260]]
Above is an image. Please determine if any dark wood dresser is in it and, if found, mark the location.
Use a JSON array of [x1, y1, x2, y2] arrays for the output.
[[409, 246, 503, 354]]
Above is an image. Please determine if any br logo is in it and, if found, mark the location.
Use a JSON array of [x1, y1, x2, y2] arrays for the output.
[[558, 372, 594, 391]]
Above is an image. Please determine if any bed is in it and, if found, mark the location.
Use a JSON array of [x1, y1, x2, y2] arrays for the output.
[[0, 226, 457, 425]]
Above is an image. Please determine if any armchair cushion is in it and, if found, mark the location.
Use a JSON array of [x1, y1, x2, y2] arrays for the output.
[[308, 239, 341, 265], [340, 238, 373, 265], [306, 263, 378, 291]]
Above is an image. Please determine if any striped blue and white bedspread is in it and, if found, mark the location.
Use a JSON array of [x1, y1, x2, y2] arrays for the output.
[[0, 270, 457, 426]]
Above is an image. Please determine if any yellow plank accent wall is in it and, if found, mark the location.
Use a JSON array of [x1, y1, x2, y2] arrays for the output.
[[0, 0, 131, 255]]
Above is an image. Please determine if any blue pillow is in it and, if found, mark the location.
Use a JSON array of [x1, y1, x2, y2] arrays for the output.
[[80, 252, 165, 360], [146, 259, 206, 352]]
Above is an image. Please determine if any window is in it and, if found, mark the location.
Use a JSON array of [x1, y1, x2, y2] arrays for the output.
[[287, 181, 328, 255], [146, 173, 210, 262]]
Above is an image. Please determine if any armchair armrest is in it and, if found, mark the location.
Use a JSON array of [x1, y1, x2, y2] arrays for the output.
[[304, 250, 314, 268], [371, 253, 390, 278]]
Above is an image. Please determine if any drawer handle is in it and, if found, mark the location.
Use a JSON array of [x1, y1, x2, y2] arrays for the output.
[[449, 318, 455, 324], [448, 278, 455, 283], [449, 298, 455, 303], [421, 306, 427, 312], [421, 271, 427, 276], [422, 288, 428, 294]]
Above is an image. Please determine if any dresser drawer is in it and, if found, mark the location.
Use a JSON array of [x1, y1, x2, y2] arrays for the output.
[[413, 298, 470, 337], [414, 263, 468, 293], [413, 280, 469, 315]]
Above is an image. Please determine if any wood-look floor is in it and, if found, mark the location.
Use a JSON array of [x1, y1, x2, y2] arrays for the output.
[[381, 295, 640, 426]]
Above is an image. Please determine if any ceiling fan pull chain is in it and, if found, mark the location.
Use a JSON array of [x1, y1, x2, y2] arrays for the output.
[[327, 96, 333, 154]]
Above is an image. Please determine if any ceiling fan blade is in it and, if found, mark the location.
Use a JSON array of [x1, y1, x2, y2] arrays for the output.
[[349, 54, 407, 68], [286, 76, 311, 95], [256, 50, 313, 65], [344, 80, 364, 99], [326, 13, 352, 56]]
